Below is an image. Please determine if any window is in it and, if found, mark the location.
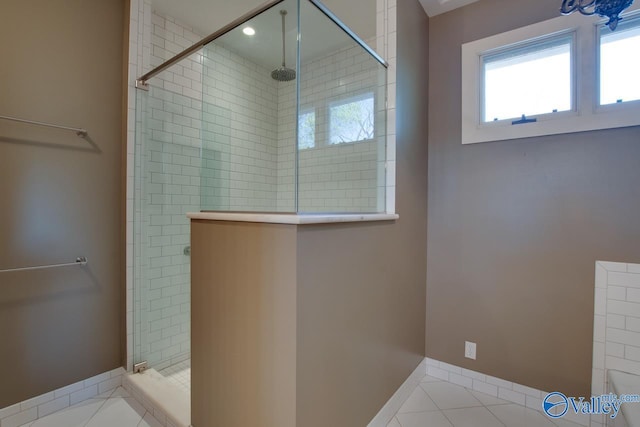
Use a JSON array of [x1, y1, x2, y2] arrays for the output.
[[482, 35, 573, 122], [329, 93, 375, 145], [461, 5, 640, 145], [599, 16, 640, 105], [298, 110, 315, 149]]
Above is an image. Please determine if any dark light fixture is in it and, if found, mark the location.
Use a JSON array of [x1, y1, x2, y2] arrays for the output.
[[561, 0, 634, 30]]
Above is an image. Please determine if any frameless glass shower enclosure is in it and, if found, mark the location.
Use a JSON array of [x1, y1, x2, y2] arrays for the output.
[[133, 0, 387, 376]]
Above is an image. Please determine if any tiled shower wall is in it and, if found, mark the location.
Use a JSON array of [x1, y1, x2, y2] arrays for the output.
[[592, 261, 640, 427], [135, 10, 288, 369], [201, 43, 281, 211], [133, 7, 203, 370], [276, 41, 386, 213]]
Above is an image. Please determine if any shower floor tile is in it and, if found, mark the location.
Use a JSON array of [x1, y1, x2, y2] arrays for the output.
[[159, 359, 191, 394]]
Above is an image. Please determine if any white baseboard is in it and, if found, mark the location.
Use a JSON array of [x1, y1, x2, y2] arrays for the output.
[[0, 367, 125, 427], [367, 359, 427, 427]]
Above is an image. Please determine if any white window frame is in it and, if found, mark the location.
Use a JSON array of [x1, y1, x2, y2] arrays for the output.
[[462, 4, 640, 145], [596, 16, 640, 108]]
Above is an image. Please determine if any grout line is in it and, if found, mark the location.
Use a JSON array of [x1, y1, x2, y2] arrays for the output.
[[80, 394, 112, 427], [136, 410, 150, 427]]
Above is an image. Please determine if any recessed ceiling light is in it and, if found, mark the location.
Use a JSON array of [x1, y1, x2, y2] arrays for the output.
[[243, 27, 256, 36]]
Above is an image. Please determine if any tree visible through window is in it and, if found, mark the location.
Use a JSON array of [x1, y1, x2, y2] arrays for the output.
[[329, 93, 375, 144], [298, 110, 315, 149]]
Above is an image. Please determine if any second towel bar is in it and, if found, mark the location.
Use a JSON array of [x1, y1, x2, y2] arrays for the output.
[[0, 115, 88, 138]]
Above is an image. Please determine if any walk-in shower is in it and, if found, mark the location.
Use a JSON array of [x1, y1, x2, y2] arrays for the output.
[[131, 0, 387, 420]]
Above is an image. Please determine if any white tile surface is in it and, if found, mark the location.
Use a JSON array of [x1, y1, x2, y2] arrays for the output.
[[472, 379, 499, 397], [420, 381, 482, 410], [486, 403, 556, 427], [0, 404, 21, 421], [442, 406, 504, 427], [592, 261, 640, 426], [396, 410, 453, 427], [139, 412, 165, 427], [37, 396, 70, 418], [29, 399, 104, 427], [0, 368, 126, 427], [158, 360, 190, 393], [551, 418, 586, 427], [2, 408, 37, 427], [391, 374, 595, 427], [497, 387, 527, 406], [397, 387, 438, 413], [386, 417, 401, 427], [84, 397, 146, 427], [14, 388, 163, 427], [608, 272, 640, 288], [468, 390, 509, 407], [420, 375, 444, 383]]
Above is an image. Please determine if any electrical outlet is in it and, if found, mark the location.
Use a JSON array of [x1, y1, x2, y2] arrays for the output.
[[465, 341, 476, 360]]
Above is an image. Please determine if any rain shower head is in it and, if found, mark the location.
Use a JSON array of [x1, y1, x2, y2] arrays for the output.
[[272, 10, 296, 82], [271, 66, 296, 82]]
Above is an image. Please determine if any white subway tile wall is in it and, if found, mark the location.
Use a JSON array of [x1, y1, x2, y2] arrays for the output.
[[133, 11, 204, 371], [276, 79, 297, 211], [201, 42, 281, 211], [592, 261, 640, 427]]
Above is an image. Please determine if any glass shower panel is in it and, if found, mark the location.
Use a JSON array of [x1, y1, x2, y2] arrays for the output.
[[200, 0, 299, 212], [134, 81, 201, 370], [297, 0, 387, 213]]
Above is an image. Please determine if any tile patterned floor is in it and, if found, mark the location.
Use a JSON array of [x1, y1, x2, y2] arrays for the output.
[[17, 387, 162, 427], [17, 370, 587, 427], [158, 359, 191, 394], [387, 375, 585, 427]]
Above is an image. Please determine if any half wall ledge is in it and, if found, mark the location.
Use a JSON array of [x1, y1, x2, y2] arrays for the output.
[[186, 212, 399, 224]]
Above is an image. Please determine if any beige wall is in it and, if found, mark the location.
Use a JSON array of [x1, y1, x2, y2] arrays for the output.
[[0, 0, 126, 408], [296, 222, 426, 427], [191, 222, 427, 427], [427, 0, 640, 397], [191, 221, 298, 427]]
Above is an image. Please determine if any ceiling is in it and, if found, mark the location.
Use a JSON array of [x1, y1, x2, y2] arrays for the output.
[[152, 0, 378, 72], [152, 0, 376, 41], [418, 0, 480, 16], [150, 0, 482, 38], [212, 0, 364, 71]]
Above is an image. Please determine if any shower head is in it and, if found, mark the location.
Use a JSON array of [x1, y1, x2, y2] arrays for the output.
[[272, 10, 296, 82], [271, 66, 296, 82]]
